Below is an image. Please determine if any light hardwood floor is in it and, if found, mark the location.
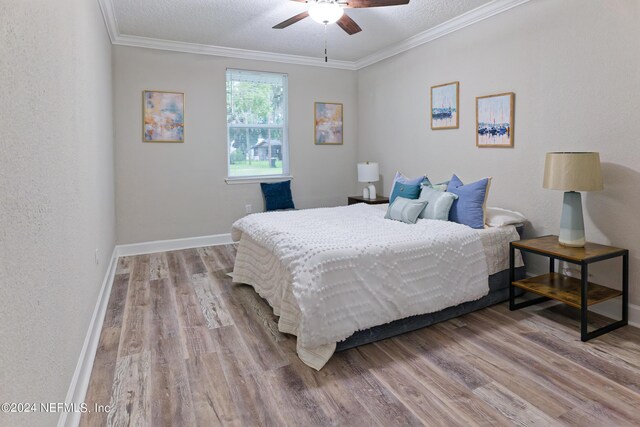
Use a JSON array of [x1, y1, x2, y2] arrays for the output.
[[80, 244, 640, 426]]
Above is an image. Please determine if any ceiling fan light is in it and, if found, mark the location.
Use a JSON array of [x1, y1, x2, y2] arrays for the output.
[[308, 1, 344, 25]]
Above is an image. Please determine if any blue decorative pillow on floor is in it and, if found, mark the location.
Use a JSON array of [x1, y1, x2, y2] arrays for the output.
[[447, 174, 491, 229], [260, 180, 295, 211]]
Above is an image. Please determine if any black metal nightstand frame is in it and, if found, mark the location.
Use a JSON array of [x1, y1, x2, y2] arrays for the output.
[[509, 240, 628, 342]]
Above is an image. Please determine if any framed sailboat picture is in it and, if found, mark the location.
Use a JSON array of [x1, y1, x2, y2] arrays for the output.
[[476, 92, 515, 148], [430, 81, 459, 130]]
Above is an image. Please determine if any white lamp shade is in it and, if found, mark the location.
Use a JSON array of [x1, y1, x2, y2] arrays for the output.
[[543, 152, 603, 191], [308, 1, 344, 24], [357, 162, 379, 183]]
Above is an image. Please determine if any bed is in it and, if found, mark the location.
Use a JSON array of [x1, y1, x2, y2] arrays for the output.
[[231, 203, 524, 370]]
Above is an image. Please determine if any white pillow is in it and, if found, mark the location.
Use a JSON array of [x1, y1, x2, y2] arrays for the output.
[[485, 207, 526, 227]]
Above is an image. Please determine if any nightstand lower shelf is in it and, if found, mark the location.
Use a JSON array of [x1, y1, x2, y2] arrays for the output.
[[512, 273, 623, 309]]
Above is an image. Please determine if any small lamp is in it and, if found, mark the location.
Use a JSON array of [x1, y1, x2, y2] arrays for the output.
[[543, 152, 603, 247], [357, 162, 379, 200]]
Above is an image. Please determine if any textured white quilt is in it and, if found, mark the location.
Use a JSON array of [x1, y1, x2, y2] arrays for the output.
[[231, 203, 494, 370]]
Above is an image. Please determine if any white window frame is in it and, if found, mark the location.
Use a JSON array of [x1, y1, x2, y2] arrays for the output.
[[225, 69, 290, 183]]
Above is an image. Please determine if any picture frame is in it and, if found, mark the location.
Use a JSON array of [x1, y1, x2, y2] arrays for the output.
[[143, 90, 185, 143], [314, 102, 343, 145], [476, 92, 515, 148], [430, 81, 459, 130]]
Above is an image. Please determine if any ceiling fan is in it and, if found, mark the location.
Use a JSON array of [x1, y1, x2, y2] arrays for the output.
[[273, 0, 411, 36]]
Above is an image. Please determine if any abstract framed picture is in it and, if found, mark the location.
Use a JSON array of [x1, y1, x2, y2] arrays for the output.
[[430, 81, 459, 130], [314, 102, 343, 145], [143, 90, 185, 143], [476, 92, 515, 148]]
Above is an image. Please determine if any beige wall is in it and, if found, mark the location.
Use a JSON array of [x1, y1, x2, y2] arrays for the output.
[[357, 0, 640, 305], [0, 0, 115, 426], [114, 46, 358, 244]]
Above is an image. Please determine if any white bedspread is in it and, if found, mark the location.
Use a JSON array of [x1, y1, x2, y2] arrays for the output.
[[231, 203, 500, 370]]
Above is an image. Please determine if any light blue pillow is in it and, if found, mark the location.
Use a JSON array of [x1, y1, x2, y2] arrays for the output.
[[385, 197, 428, 224], [447, 174, 491, 229], [389, 182, 421, 204], [424, 180, 450, 192], [417, 186, 458, 220]]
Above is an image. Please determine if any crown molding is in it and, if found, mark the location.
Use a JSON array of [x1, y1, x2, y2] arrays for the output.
[[97, 0, 118, 43], [113, 34, 358, 70], [98, 0, 529, 71], [354, 0, 531, 69]]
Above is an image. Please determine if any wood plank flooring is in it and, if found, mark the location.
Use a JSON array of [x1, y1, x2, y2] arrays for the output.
[[80, 244, 640, 426]]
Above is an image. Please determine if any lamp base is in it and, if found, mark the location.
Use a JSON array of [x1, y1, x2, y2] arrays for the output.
[[367, 183, 377, 200], [362, 187, 370, 199], [559, 191, 585, 247]]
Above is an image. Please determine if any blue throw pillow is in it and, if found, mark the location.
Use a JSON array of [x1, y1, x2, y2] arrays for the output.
[[390, 182, 422, 204], [260, 180, 295, 211], [389, 172, 431, 203], [390, 172, 431, 196], [447, 174, 491, 229]]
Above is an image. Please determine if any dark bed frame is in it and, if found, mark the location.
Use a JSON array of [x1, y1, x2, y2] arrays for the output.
[[336, 225, 526, 352]]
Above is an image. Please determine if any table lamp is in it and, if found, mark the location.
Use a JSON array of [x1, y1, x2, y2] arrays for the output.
[[543, 152, 603, 247], [357, 162, 379, 199]]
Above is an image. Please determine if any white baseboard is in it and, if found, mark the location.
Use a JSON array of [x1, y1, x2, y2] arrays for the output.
[[58, 233, 234, 427], [116, 233, 234, 257], [58, 247, 118, 427]]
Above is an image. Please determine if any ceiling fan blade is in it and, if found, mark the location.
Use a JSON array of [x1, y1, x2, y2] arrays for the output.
[[337, 14, 362, 35], [273, 11, 310, 29], [341, 0, 409, 8]]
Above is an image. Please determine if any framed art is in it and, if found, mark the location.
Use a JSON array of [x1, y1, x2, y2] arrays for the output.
[[314, 102, 343, 145], [430, 81, 459, 130], [143, 90, 185, 143], [476, 92, 515, 148]]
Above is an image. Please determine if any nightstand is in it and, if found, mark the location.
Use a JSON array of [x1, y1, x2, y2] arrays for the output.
[[510, 235, 628, 341], [347, 195, 390, 205]]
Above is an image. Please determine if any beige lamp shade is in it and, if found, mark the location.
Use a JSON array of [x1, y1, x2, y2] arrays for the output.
[[357, 162, 379, 183], [543, 152, 603, 191]]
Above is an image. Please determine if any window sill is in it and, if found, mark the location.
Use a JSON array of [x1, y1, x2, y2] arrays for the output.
[[225, 175, 293, 185]]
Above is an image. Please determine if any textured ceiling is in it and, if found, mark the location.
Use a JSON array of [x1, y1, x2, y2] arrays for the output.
[[112, 0, 493, 62]]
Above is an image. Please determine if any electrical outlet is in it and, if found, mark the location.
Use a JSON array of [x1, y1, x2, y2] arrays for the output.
[[245, 204, 252, 214], [94, 249, 100, 266]]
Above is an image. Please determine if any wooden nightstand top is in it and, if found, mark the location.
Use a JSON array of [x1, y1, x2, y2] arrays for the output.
[[512, 235, 627, 263], [348, 195, 390, 205]]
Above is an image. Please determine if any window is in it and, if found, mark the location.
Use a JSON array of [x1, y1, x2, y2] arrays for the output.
[[226, 69, 289, 179]]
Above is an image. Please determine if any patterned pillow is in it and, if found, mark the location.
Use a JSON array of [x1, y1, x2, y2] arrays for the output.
[[385, 197, 428, 224]]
